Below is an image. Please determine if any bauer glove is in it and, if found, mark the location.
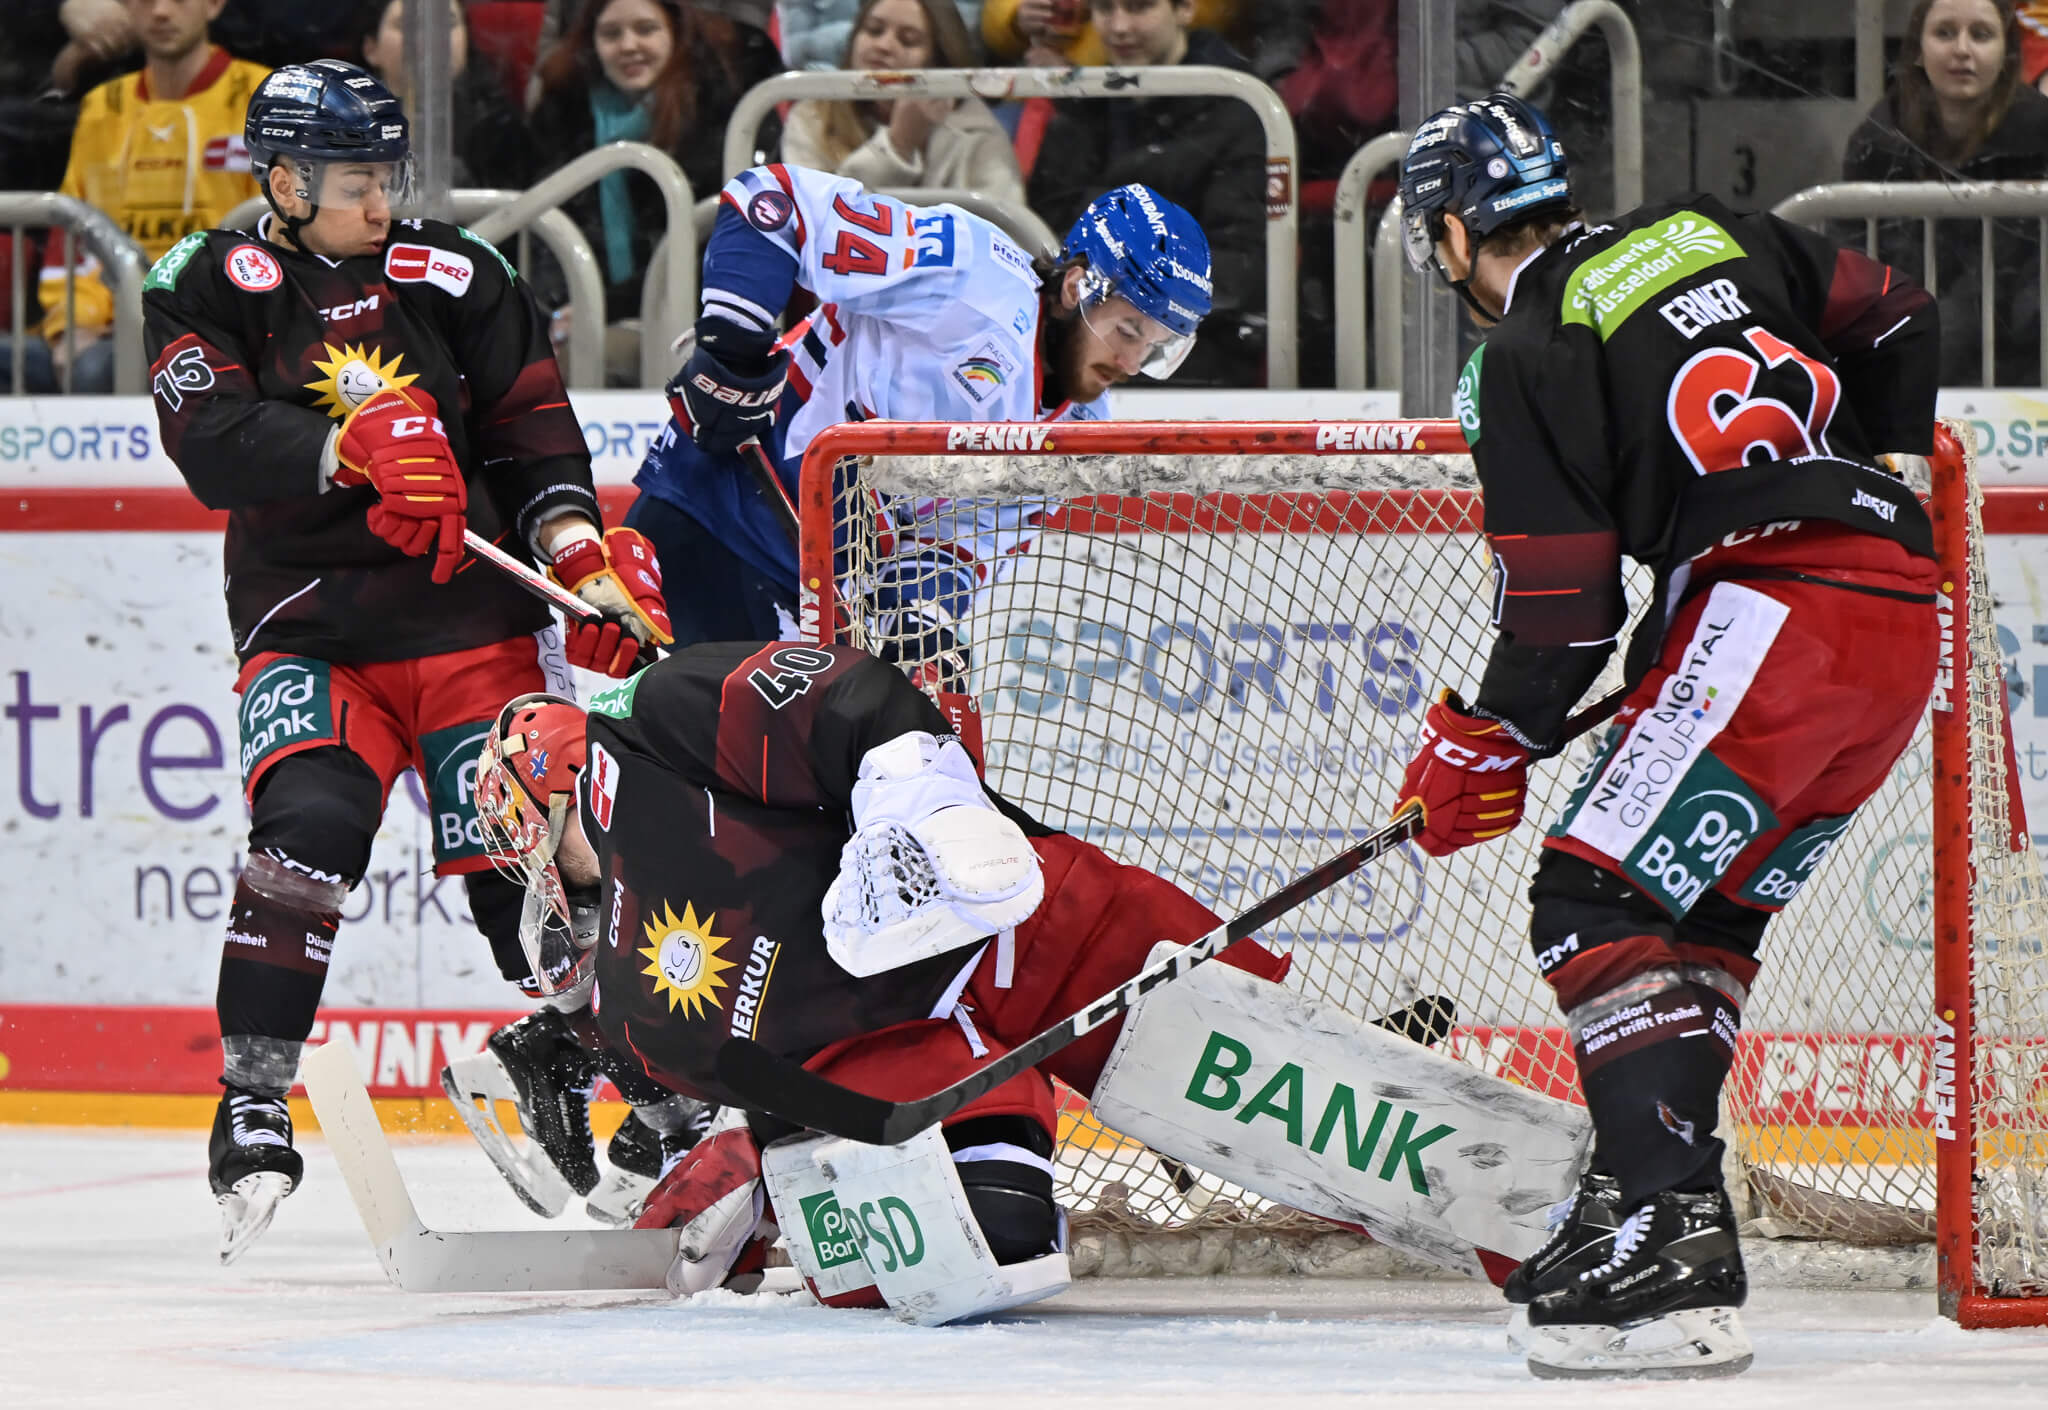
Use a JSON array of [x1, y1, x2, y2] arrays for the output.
[[548, 525, 675, 676], [1395, 690, 1530, 857], [334, 385, 468, 584], [666, 318, 788, 456]]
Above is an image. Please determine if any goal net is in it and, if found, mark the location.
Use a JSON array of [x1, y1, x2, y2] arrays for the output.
[[795, 418, 2047, 1322]]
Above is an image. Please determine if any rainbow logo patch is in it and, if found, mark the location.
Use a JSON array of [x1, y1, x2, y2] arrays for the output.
[[951, 355, 1009, 402]]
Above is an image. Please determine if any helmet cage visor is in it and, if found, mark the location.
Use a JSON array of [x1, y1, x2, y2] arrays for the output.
[[1402, 202, 1443, 275], [476, 731, 580, 995], [1076, 266, 1196, 379], [295, 156, 417, 211]]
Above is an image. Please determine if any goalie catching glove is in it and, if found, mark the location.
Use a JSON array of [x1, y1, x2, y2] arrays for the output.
[[822, 732, 1043, 977], [547, 525, 675, 676], [333, 385, 467, 584], [1396, 690, 1530, 857]]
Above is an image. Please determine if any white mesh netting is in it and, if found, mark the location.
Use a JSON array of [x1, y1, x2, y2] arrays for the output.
[[817, 428, 2046, 1291]]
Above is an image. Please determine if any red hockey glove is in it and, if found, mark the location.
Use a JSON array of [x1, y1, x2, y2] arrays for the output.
[[335, 386, 468, 584], [634, 1120, 770, 1296], [1395, 691, 1531, 857], [548, 526, 675, 676]]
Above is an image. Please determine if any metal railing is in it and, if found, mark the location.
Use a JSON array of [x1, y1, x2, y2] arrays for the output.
[[1496, 0, 1644, 214], [1344, 0, 1645, 391], [1775, 180, 2048, 386], [722, 67, 1301, 387], [1, 194, 149, 395], [1332, 131, 1413, 390]]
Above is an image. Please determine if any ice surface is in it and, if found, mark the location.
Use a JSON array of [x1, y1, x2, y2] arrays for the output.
[[5, 1128, 2047, 1409]]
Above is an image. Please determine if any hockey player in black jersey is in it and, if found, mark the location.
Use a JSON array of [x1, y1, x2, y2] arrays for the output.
[[1395, 94, 1941, 1377], [143, 60, 681, 1262]]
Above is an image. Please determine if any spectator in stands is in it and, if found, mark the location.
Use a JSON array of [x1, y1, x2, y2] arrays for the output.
[[357, 0, 531, 187], [781, 0, 1024, 208], [1026, 0, 1264, 385], [1844, 0, 2048, 385], [2, 0, 267, 395], [528, 0, 783, 383], [982, 0, 1236, 65], [781, 0, 984, 70], [210, 0, 359, 68], [528, 0, 774, 104]]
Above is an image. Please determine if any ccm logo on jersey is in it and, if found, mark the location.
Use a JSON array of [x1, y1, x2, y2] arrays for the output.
[[320, 294, 379, 323], [1315, 422, 1427, 452], [947, 424, 1052, 451], [386, 243, 475, 296], [225, 244, 283, 291], [588, 741, 619, 831]]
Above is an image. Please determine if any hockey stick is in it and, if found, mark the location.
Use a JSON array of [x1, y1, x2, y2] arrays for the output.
[[300, 1040, 683, 1293], [739, 437, 803, 548], [716, 805, 1427, 1145], [712, 685, 1631, 1146], [462, 529, 671, 663]]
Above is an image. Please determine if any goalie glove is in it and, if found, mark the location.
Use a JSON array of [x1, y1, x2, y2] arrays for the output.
[[548, 525, 675, 676], [822, 732, 1043, 977], [1395, 690, 1531, 857], [634, 1110, 770, 1296]]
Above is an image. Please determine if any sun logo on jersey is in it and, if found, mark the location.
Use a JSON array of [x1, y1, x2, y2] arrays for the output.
[[305, 342, 418, 418], [638, 901, 736, 1018]]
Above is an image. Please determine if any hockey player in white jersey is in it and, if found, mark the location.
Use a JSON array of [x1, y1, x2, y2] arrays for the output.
[[624, 162, 1215, 649]]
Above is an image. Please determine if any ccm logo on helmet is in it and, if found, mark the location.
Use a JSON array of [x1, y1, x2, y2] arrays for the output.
[[386, 243, 475, 297]]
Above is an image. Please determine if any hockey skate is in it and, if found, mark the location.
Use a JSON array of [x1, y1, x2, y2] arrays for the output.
[[585, 1096, 717, 1226], [441, 1008, 600, 1217], [210, 1085, 304, 1265], [1502, 1168, 1623, 1351], [1522, 1187, 1752, 1380]]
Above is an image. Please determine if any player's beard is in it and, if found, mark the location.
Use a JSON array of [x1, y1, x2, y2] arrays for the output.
[[1041, 305, 1092, 409]]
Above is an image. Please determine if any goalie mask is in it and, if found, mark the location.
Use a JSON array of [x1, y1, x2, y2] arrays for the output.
[[477, 692, 593, 997]]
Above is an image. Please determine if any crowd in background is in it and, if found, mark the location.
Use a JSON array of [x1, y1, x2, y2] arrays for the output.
[[4, 0, 2048, 393]]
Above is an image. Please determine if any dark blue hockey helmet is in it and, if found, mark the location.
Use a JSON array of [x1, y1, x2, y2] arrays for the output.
[[1060, 184, 1212, 378], [1398, 93, 1573, 273], [246, 60, 415, 212]]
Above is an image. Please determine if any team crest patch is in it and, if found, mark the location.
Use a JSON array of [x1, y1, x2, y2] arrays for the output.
[[747, 189, 795, 232], [951, 340, 1019, 404], [225, 244, 282, 292], [588, 742, 619, 832]]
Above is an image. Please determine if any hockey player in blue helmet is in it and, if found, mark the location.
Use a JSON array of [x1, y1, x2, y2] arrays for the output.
[[1394, 92, 1942, 1379], [625, 168, 1214, 649], [245, 58, 419, 257]]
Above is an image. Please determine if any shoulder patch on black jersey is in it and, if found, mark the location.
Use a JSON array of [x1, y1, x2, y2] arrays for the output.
[[386, 241, 475, 297], [144, 232, 210, 292], [1561, 211, 1744, 340], [1454, 343, 1484, 444]]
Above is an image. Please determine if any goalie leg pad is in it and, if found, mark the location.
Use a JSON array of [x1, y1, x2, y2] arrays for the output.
[[762, 1131, 887, 1308], [1091, 949, 1592, 1277], [807, 1124, 1070, 1326]]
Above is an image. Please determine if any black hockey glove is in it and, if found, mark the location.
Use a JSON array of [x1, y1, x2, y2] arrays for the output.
[[666, 317, 789, 456]]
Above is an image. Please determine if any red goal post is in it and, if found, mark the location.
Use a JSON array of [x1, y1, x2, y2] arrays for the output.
[[794, 418, 2047, 1322]]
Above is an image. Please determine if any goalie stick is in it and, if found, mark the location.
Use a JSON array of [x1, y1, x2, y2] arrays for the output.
[[713, 686, 1628, 1145], [300, 1041, 682, 1293]]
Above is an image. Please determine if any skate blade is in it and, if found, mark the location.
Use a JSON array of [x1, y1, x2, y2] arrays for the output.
[[1505, 1303, 1529, 1354], [586, 1167, 657, 1227], [440, 1055, 575, 1218], [1525, 1305, 1753, 1380], [218, 1170, 294, 1266]]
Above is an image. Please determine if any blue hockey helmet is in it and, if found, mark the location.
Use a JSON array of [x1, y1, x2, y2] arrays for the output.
[[1059, 184, 1212, 379], [246, 60, 415, 216], [1397, 93, 1573, 274]]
